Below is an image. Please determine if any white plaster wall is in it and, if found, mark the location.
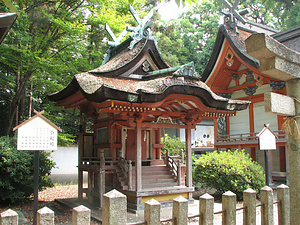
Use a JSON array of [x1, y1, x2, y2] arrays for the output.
[[253, 102, 278, 132], [50, 146, 81, 184], [230, 108, 250, 134]]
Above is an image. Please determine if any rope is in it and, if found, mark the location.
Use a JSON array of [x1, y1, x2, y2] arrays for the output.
[[282, 116, 300, 139]]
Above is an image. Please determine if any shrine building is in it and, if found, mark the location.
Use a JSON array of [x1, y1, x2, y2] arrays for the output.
[[48, 7, 250, 210], [201, 5, 300, 183]]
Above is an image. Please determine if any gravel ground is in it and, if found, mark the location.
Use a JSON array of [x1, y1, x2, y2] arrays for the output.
[[0, 185, 100, 225]]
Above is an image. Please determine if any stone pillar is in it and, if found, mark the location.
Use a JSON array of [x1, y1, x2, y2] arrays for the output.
[[277, 184, 290, 225], [37, 207, 54, 225], [286, 79, 300, 225], [144, 199, 161, 225], [136, 118, 142, 191], [72, 205, 91, 225], [260, 186, 273, 225], [172, 196, 188, 225], [199, 193, 214, 225], [0, 209, 18, 225], [243, 188, 256, 225], [222, 191, 236, 225], [102, 189, 127, 225]]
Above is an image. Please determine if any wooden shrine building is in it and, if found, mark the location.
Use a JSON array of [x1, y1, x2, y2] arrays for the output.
[[48, 7, 250, 210], [201, 2, 300, 183]]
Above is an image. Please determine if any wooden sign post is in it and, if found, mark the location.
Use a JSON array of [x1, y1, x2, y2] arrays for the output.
[[257, 124, 277, 186], [13, 110, 61, 225]]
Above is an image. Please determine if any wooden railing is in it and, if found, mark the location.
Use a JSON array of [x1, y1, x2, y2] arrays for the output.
[[164, 149, 184, 185], [216, 130, 287, 145], [118, 157, 133, 190]]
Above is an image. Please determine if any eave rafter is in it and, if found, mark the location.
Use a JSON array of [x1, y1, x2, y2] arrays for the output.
[[91, 94, 237, 119], [55, 91, 86, 108]]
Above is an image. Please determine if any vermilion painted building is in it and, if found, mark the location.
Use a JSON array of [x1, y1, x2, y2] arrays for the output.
[[48, 8, 250, 210], [201, 17, 300, 182]]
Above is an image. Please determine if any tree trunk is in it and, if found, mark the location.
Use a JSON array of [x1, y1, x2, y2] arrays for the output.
[[5, 71, 33, 135]]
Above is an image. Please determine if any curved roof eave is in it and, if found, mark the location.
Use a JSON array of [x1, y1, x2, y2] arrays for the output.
[[47, 78, 80, 102], [76, 79, 250, 111], [201, 24, 260, 82]]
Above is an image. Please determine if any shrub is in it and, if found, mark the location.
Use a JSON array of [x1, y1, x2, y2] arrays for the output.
[[193, 150, 265, 200], [161, 134, 186, 156], [0, 136, 55, 205]]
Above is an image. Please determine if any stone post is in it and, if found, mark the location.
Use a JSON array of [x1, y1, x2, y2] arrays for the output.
[[286, 79, 300, 225], [222, 191, 236, 225], [199, 193, 214, 225], [37, 207, 54, 225], [260, 186, 273, 225], [72, 205, 91, 225], [172, 196, 188, 225], [277, 184, 290, 225], [243, 188, 257, 225], [0, 209, 18, 225], [144, 199, 161, 225], [102, 189, 127, 225]]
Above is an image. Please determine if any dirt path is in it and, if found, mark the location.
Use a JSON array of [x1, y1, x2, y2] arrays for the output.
[[0, 185, 100, 225]]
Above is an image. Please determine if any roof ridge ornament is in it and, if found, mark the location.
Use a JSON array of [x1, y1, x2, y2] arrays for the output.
[[105, 5, 155, 49], [102, 5, 155, 65], [220, 0, 249, 33]]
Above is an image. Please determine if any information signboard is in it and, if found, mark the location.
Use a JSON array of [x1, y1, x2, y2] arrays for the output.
[[13, 110, 61, 151], [16, 117, 57, 150]]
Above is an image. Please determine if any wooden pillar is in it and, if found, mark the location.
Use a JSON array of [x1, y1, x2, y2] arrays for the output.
[[136, 118, 142, 191], [278, 115, 287, 172], [185, 123, 192, 189], [99, 149, 105, 208], [109, 122, 116, 157], [214, 119, 218, 151], [78, 133, 84, 200], [249, 103, 256, 161], [156, 128, 162, 159]]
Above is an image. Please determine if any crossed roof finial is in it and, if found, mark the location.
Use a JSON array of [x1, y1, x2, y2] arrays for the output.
[[220, 0, 249, 33], [105, 5, 154, 49]]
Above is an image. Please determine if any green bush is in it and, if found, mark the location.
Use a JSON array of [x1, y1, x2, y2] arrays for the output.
[[193, 150, 265, 200], [161, 134, 186, 156], [0, 136, 55, 205]]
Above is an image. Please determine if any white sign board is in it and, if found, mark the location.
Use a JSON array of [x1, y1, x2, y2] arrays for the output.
[[17, 117, 58, 151], [258, 128, 276, 150]]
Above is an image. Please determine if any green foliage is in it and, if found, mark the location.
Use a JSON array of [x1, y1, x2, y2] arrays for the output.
[[0, 136, 55, 205], [153, 0, 220, 74], [161, 134, 185, 156], [240, 0, 300, 29], [193, 150, 265, 200]]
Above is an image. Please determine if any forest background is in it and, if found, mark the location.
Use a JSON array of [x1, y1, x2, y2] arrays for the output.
[[0, 0, 299, 145]]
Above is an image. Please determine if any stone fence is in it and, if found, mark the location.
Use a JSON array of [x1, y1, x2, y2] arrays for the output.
[[1, 184, 289, 225]]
